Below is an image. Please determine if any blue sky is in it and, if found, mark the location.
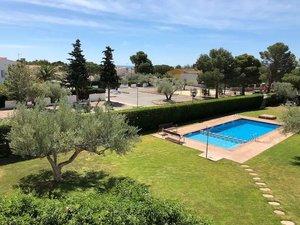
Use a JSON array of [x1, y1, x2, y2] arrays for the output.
[[0, 0, 300, 66]]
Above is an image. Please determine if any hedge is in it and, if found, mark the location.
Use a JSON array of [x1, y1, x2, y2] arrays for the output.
[[0, 95, 7, 108], [264, 93, 283, 107], [0, 178, 209, 225], [119, 95, 263, 132], [0, 124, 11, 158], [0, 95, 263, 158]]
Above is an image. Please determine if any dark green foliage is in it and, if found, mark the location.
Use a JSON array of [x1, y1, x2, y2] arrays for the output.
[[67, 39, 89, 100], [86, 61, 101, 77], [0, 124, 11, 158], [195, 48, 235, 97], [282, 68, 300, 91], [130, 51, 154, 74], [264, 93, 283, 107], [260, 42, 297, 92], [0, 95, 7, 108], [198, 69, 224, 98], [235, 54, 261, 95], [194, 54, 213, 72], [153, 65, 174, 75], [99, 46, 119, 102], [88, 87, 105, 94], [0, 177, 207, 225], [120, 95, 263, 132]]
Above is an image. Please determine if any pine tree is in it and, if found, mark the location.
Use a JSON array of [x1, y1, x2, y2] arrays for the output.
[[99, 46, 119, 103], [67, 39, 89, 100]]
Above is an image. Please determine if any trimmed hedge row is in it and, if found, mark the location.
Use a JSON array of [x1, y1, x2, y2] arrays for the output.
[[0, 95, 263, 158], [120, 95, 263, 132]]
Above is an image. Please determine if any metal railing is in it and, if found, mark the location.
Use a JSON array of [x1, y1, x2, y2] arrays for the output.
[[198, 130, 247, 144]]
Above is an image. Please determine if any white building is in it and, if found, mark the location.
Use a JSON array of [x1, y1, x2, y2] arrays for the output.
[[0, 57, 15, 83]]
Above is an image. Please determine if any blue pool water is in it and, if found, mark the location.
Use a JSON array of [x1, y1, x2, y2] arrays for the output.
[[184, 119, 280, 150]]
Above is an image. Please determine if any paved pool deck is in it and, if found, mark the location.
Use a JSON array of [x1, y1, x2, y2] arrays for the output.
[[153, 114, 292, 163]]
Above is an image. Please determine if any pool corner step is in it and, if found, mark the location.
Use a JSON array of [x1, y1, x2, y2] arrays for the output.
[[198, 153, 223, 161]]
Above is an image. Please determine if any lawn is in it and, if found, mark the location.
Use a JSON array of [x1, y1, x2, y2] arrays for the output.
[[0, 106, 299, 225], [0, 137, 279, 225]]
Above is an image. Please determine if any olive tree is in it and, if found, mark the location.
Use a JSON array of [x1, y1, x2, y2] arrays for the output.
[[4, 63, 34, 102], [157, 78, 183, 101], [8, 100, 138, 181], [281, 107, 300, 134], [273, 82, 297, 103]]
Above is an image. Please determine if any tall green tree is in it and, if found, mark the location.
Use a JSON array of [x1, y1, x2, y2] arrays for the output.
[[260, 42, 297, 92], [235, 54, 261, 95], [99, 46, 119, 103], [282, 68, 300, 91], [194, 54, 213, 72], [67, 39, 89, 100], [130, 51, 153, 74], [198, 69, 224, 99], [3, 63, 34, 102], [195, 48, 235, 97], [8, 100, 138, 181]]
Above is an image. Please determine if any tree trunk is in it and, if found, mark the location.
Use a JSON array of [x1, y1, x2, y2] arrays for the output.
[[267, 78, 272, 93], [241, 86, 245, 95], [47, 156, 63, 182], [107, 87, 111, 103], [215, 83, 219, 99], [46, 149, 82, 182]]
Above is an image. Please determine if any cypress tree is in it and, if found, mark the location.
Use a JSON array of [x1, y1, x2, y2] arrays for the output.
[[99, 46, 119, 103], [67, 39, 89, 100]]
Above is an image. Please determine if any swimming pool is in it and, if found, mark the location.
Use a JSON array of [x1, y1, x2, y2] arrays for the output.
[[184, 119, 280, 149]]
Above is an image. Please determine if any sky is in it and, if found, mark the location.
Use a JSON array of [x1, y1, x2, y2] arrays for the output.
[[0, 0, 300, 66]]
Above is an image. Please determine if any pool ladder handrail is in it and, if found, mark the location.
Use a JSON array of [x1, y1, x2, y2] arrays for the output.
[[199, 130, 247, 144]]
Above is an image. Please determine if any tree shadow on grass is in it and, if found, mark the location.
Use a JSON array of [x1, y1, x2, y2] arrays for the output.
[[291, 156, 300, 166], [14, 170, 112, 198]]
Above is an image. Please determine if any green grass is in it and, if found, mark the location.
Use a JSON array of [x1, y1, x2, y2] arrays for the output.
[[0, 106, 299, 224], [1, 136, 279, 225], [248, 134, 300, 224], [240, 106, 286, 119]]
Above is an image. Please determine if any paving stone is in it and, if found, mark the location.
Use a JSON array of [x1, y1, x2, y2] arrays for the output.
[[281, 221, 295, 225], [255, 182, 266, 186], [274, 210, 285, 216], [245, 168, 254, 172], [260, 188, 271, 192], [241, 165, 249, 168], [249, 172, 258, 176], [268, 201, 280, 206], [263, 194, 274, 198], [253, 177, 261, 181]]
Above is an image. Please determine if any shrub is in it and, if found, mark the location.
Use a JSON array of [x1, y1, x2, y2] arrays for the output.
[[120, 95, 263, 132], [0, 178, 209, 225], [0, 95, 7, 108], [88, 87, 105, 94], [0, 123, 11, 158], [264, 93, 283, 107]]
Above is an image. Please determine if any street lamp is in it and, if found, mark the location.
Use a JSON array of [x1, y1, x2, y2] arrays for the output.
[[136, 84, 139, 107], [205, 127, 209, 159]]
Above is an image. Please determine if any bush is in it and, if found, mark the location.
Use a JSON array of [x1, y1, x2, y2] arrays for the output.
[[0, 178, 209, 225], [0, 123, 11, 158], [264, 93, 283, 107], [120, 95, 263, 132], [71, 87, 106, 95], [88, 87, 105, 94]]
